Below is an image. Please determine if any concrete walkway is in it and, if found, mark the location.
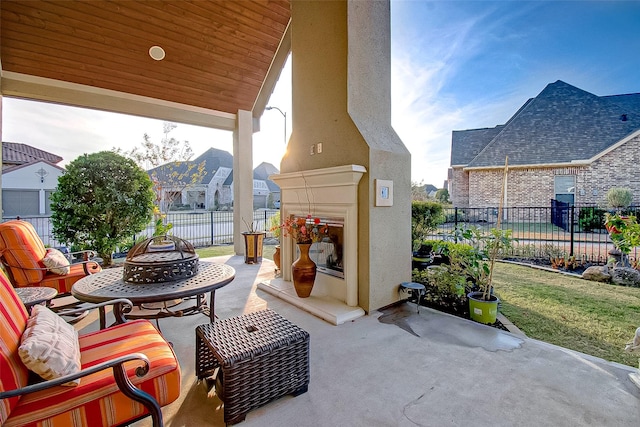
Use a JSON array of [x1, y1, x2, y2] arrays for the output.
[[121, 255, 640, 426]]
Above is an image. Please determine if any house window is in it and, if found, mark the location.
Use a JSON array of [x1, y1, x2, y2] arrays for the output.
[[554, 175, 575, 205]]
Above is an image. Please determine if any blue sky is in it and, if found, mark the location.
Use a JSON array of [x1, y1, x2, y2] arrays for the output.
[[390, 0, 640, 186], [3, 1, 640, 188]]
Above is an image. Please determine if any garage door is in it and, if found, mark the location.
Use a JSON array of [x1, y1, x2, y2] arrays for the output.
[[2, 190, 39, 217]]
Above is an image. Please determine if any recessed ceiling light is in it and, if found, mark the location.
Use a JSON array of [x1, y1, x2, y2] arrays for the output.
[[149, 46, 166, 61]]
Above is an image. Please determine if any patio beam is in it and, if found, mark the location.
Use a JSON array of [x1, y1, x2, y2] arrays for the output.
[[1, 72, 236, 131]]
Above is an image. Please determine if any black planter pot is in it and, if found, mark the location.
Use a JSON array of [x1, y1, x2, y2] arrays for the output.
[[412, 244, 433, 271]]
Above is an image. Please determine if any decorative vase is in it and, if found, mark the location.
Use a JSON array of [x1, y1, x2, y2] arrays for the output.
[[242, 232, 265, 264], [292, 243, 316, 298], [273, 245, 281, 270]]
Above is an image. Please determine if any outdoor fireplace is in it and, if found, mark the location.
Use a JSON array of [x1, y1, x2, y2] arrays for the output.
[[300, 217, 344, 279], [262, 165, 366, 325]]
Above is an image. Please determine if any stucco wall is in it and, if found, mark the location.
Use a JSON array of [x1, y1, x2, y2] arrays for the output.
[[2, 162, 63, 190], [283, 0, 411, 313]]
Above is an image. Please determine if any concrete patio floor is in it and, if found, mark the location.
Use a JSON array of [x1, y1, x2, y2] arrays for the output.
[[106, 255, 640, 426]]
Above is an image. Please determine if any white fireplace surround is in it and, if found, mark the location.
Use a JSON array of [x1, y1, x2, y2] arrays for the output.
[[259, 165, 366, 325]]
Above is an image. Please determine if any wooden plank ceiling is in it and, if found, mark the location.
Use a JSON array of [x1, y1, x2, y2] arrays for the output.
[[0, 0, 291, 114]]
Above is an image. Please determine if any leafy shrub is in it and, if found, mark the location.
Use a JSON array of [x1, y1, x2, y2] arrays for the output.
[[411, 201, 445, 250], [269, 211, 281, 238], [412, 240, 482, 317], [578, 206, 606, 232], [412, 264, 472, 317], [510, 243, 537, 258], [51, 151, 154, 266], [607, 187, 633, 210], [540, 243, 565, 259], [445, 209, 467, 223]]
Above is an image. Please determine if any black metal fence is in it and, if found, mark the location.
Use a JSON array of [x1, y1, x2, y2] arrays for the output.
[[426, 205, 640, 265], [4, 209, 280, 250], [10, 204, 639, 265]]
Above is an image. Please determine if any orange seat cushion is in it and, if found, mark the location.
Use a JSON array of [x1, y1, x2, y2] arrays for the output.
[[0, 220, 48, 286], [0, 220, 102, 294], [36, 262, 102, 294], [0, 271, 30, 424], [4, 320, 181, 427]]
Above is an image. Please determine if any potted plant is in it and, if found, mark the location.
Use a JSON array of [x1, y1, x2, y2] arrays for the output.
[[269, 211, 282, 271], [242, 219, 265, 264], [149, 207, 174, 252], [464, 227, 514, 324], [604, 212, 640, 267]]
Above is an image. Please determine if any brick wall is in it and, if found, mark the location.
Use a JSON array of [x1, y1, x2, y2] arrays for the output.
[[581, 134, 640, 206], [449, 167, 469, 208], [453, 133, 640, 209]]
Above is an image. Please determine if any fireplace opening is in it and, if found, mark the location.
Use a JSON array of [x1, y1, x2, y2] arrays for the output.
[[295, 217, 345, 279]]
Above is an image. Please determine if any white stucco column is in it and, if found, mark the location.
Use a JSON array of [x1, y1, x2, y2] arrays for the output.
[[233, 109, 254, 255]]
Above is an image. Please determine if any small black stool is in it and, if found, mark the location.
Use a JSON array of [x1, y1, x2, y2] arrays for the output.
[[399, 282, 426, 313]]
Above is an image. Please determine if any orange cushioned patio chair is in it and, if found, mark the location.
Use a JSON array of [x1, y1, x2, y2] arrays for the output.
[[0, 220, 101, 295], [0, 270, 182, 427]]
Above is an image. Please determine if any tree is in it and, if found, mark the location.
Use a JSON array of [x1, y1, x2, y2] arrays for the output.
[[50, 151, 154, 266], [123, 122, 206, 212], [435, 188, 450, 203], [411, 180, 428, 201]]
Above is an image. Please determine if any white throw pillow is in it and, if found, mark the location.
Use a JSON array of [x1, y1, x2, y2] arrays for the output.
[[42, 248, 71, 275], [19, 304, 81, 386]]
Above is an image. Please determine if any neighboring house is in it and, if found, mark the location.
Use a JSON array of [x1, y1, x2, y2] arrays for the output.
[[448, 80, 640, 209], [424, 184, 438, 198], [150, 148, 280, 211], [148, 147, 233, 211], [253, 162, 281, 208], [1, 142, 65, 217]]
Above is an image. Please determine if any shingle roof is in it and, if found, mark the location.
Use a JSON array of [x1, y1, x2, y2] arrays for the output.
[[450, 126, 503, 165], [602, 93, 640, 113], [148, 147, 233, 185], [2, 142, 63, 166], [454, 80, 640, 168], [253, 162, 280, 192]]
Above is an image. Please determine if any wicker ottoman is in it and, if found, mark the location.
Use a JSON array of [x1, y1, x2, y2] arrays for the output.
[[196, 309, 310, 424]]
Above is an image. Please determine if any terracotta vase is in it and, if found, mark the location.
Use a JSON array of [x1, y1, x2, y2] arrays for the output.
[[292, 243, 316, 298], [273, 245, 281, 270]]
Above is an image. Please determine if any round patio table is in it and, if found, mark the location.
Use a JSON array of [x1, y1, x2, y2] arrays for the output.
[[72, 261, 235, 327], [15, 287, 58, 313]]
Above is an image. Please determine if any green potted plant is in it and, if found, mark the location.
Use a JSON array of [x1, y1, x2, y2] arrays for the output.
[[464, 227, 514, 324], [604, 213, 640, 267], [149, 207, 174, 251], [269, 211, 282, 271], [242, 218, 265, 264]]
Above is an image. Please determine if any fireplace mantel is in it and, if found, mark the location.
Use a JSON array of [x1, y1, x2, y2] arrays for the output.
[[259, 165, 366, 325]]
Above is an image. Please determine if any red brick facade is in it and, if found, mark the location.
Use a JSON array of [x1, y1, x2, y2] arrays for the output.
[[450, 133, 640, 208]]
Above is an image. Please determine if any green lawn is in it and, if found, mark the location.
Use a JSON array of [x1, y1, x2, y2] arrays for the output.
[[494, 262, 640, 367], [195, 244, 276, 260], [194, 244, 640, 367]]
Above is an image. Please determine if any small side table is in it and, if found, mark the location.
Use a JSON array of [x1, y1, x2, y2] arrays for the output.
[[15, 287, 58, 313], [196, 309, 310, 424], [399, 282, 426, 313]]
